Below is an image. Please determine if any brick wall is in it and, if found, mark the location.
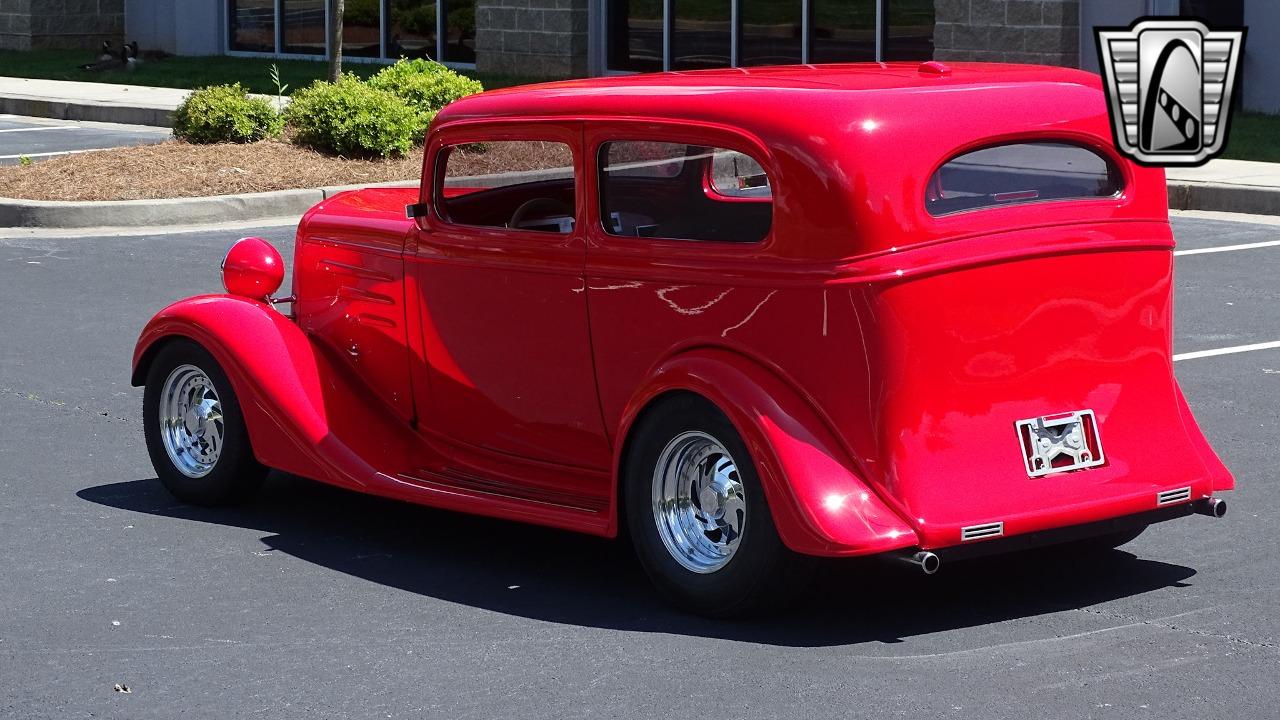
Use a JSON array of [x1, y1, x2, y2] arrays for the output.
[[475, 0, 589, 78], [0, 0, 124, 51], [934, 0, 1080, 67]]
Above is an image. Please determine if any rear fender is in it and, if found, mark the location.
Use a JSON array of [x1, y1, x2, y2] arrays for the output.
[[132, 295, 414, 489], [616, 348, 917, 556]]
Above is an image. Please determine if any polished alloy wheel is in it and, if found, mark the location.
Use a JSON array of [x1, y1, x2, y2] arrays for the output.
[[158, 364, 225, 478], [652, 431, 747, 573]]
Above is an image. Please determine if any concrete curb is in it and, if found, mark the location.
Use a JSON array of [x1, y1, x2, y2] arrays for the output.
[[0, 95, 174, 128], [1167, 181, 1280, 217], [0, 181, 414, 229]]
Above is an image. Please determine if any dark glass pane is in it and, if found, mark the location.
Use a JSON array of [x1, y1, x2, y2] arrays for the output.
[[389, 0, 437, 59], [809, 0, 874, 63], [229, 0, 275, 52], [599, 141, 772, 243], [673, 0, 730, 70], [885, 0, 935, 61], [926, 142, 1123, 216], [740, 0, 801, 66], [606, 0, 663, 72], [443, 0, 476, 63], [343, 0, 382, 57], [282, 0, 326, 55]]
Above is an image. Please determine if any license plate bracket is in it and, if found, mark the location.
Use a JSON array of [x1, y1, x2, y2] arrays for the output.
[[1016, 410, 1106, 478]]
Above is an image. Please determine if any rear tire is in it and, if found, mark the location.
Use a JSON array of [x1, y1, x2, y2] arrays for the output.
[[624, 395, 813, 617], [143, 339, 267, 506]]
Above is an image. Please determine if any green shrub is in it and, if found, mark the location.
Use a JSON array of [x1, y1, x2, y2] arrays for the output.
[[173, 83, 283, 144], [284, 74, 418, 158], [367, 58, 483, 139]]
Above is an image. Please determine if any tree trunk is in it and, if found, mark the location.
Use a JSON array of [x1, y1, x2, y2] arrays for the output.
[[328, 0, 344, 82]]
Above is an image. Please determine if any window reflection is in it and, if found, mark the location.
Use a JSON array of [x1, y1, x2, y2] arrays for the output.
[[607, 0, 663, 72], [443, 0, 476, 63], [389, 0, 438, 59], [281, 0, 326, 55], [343, 0, 382, 57], [672, 0, 731, 70], [809, 0, 875, 63], [884, 0, 934, 61], [740, 0, 801, 66], [230, 0, 275, 52]]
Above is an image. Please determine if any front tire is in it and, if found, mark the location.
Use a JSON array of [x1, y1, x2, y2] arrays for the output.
[[624, 395, 812, 617], [143, 339, 267, 506]]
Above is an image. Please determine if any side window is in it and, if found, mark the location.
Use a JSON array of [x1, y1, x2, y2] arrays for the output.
[[437, 140, 576, 233], [926, 142, 1124, 216], [599, 141, 773, 243]]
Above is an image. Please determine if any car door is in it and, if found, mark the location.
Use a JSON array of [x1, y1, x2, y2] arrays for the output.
[[407, 121, 612, 501]]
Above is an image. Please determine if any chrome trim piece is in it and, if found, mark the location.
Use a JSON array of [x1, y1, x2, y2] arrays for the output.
[[961, 521, 1005, 542], [1157, 486, 1192, 506]]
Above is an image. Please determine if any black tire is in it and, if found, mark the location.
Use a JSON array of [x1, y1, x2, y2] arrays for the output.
[[624, 395, 814, 617], [142, 339, 268, 506]]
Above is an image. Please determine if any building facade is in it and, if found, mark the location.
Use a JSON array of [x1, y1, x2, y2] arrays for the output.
[[3, 0, 1275, 112]]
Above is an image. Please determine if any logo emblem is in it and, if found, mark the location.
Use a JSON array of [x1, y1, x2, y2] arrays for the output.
[[1096, 18, 1246, 166], [1016, 410, 1106, 478]]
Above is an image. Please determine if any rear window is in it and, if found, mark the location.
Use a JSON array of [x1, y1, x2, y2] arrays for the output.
[[926, 142, 1123, 216]]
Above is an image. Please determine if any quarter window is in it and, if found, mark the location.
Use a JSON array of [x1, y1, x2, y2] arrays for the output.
[[438, 141, 576, 233], [599, 141, 773, 243], [926, 142, 1124, 216]]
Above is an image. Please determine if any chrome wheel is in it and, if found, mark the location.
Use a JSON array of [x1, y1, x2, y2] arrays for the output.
[[652, 431, 747, 574], [158, 364, 224, 478]]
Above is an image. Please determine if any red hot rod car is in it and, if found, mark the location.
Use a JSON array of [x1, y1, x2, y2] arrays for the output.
[[133, 63, 1232, 616]]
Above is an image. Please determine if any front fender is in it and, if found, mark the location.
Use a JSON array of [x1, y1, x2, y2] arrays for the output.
[[133, 295, 413, 489], [616, 348, 917, 557]]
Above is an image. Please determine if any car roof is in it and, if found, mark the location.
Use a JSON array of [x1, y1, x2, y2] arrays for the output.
[[433, 64, 1166, 260]]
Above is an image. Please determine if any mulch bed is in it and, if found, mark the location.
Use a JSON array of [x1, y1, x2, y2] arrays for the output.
[[0, 139, 570, 202]]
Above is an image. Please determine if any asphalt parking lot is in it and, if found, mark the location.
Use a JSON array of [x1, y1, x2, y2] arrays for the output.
[[0, 212, 1277, 719], [0, 114, 168, 166]]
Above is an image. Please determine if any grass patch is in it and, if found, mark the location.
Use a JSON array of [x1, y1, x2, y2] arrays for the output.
[[1221, 112, 1280, 164], [0, 49, 531, 95]]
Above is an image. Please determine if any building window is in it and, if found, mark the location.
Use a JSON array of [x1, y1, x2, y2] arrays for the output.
[[740, 0, 802, 66], [884, 0, 934, 61], [810, 0, 875, 63], [227, 0, 479, 66], [606, 0, 663, 72], [281, 0, 327, 55], [229, 0, 276, 52], [388, 0, 437, 59], [672, 0, 731, 70], [605, 0, 933, 71], [344, 0, 383, 57], [443, 0, 476, 63]]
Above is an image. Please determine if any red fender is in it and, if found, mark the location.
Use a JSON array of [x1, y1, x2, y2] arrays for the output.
[[132, 295, 417, 491], [615, 348, 918, 557]]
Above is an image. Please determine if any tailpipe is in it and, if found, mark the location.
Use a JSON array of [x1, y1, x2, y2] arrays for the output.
[[1195, 497, 1227, 519], [900, 550, 941, 575]]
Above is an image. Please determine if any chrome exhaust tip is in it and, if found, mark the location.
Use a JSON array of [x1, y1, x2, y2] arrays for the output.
[[1195, 497, 1227, 519], [901, 550, 941, 575]]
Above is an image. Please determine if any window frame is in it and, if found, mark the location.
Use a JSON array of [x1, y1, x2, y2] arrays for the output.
[[924, 138, 1129, 218], [591, 129, 778, 248], [424, 121, 584, 243]]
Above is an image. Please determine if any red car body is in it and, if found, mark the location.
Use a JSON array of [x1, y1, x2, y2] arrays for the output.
[[133, 63, 1232, 561]]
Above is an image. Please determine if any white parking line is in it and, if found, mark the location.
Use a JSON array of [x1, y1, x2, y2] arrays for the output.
[[0, 125, 79, 134], [1173, 341, 1280, 362], [1175, 239, 1280, 256]]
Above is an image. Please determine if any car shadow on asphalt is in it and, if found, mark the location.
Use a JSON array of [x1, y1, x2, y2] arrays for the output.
[[78, 474, 1198, 648]]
